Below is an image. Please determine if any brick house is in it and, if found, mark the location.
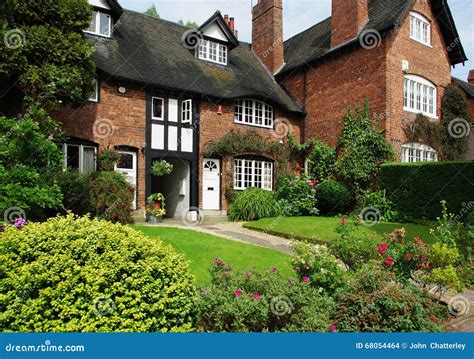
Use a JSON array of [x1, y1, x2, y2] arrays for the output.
[[253, 0, 467, 163], [452, 70, 474, 160], [55, 0, 469, 217], [54, 0, 304, 216]]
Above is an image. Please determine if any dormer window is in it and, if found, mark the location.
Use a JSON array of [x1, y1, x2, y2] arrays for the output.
[[410, 12, 431, 46], [197, 39, 227, 65], [85, 10, 111, 37]]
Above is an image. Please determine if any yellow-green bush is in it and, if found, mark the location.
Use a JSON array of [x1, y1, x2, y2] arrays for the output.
[[0, 215, 196, 332]]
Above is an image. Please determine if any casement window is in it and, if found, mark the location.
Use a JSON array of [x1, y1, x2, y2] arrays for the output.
[[410, 12, 431, 46], [85, 10, 112, 37], [401, 143, 438, 163], [234, 99, 274, 128], [234, 159, 273, 191], [88, 76, 99, 102], [197, 39, 227, 65], [403, 75, 437, 118], [63, 144, 97, 173], [152, 97, 164, 120], [181, 99, 193, 124]]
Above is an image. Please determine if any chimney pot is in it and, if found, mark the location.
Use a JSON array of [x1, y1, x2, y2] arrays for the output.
[[229, 17, 235, 32], [468, 70, 474, 84]]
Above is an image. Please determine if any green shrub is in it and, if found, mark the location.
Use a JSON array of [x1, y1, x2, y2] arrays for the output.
[[57, 170, 93, 216], [90, 171, 134, 224], [228, 188, 282, 221], [358, 190, 411, 222], [379, 162, 474, 219], [331, 220, 379, 270], [0, 215, 196, 332], [225, 186, 238, 205], [333, 264, 447, 332], [315, 180, 352, 215], [196, 259, 335, 332], [292, 243, 348, 295], [276, 174, 318, 216], [98, 148, 121, 171], [306, 141, 336, 181]]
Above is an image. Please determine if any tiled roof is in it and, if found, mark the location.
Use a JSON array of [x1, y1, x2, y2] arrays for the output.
[[452, 77, 474, 98]]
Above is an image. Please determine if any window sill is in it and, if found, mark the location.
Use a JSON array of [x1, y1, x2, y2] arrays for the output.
[[403, 108, 438, 120], [84, 30, 111, 39]]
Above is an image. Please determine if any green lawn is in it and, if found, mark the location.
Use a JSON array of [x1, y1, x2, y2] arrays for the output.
[[132, 226, 293, 286], [243, 217, 436, 244]]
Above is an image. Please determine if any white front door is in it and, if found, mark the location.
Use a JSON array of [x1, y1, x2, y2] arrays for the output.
[[115, 151, 137, 209], [202, 159, 220, 210]]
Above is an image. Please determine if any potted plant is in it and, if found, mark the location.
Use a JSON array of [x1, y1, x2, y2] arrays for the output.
[[145, 193, 166, 223]]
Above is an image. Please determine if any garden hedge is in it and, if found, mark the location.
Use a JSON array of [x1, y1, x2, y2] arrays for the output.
[[379, 161, 474, 220]]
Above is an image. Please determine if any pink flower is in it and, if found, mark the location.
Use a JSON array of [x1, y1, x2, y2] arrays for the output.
[[253, 293, 261, 300], [330, 323, 336, 332], [405, 253, 413, 261], [340, 216, 346, 225], [303, 276, 310, 283], [385, 256, 394, 268], [377, 243, 388, 255], [271, 267, 278, 272], [235, 290, 242, 298]]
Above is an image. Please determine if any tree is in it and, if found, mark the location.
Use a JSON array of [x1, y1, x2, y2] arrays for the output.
[[336, 100, 395, 190], [0, 0, 96, 114], [144, 4, 160, 18], [178, 20, 198, 29], [441, 84, 470, 160]]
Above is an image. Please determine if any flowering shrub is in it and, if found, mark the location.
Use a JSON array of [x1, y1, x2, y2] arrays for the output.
[[276, 174, 319, 216], [90, 171, 134, 224], [0, 215, 196, 332], [196, 258, 335, 332], [292, 243, 348, 295], [331, 218, 379, 270], [376, 228, 430, 281], [98, 148, 121, 171], [333, 264, 446, 332]]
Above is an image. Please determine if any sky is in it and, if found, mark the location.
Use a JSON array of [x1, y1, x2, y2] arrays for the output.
[[119, 0, 474, 80]]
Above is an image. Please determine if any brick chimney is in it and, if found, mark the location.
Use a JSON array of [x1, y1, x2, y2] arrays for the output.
[[468, 70, 474, 84], [252, 0, 284, 75], [331, 0, 368, 48], [224, 14, 238, 38]]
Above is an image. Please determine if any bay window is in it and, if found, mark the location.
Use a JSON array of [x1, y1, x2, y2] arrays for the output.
[[234, 159, 273, 190], [404, 75, 437, 118]]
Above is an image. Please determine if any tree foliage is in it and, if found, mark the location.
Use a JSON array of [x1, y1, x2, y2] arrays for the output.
[[144, 4, 160, 18], [0, 0, 96, 112]]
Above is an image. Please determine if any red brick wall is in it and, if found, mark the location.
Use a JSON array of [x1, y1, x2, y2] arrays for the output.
[[281, 43, 387, 147], [51, 78, 147, 208], [198, 99, 303, 210], [252, 0, 284, 74], [385, 0, 452, 158]]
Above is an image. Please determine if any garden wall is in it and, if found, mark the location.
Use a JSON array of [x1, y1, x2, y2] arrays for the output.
[[379, 161, 474, 220]]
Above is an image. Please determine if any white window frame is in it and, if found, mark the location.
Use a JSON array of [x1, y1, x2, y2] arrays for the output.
[[409, 12, 431, 47], [88, 76, 99, 102], [401, 143, 438, 163], [181, 99, 193, 124], [234, 99, 274, 129], [197, 39, 228, 65], [403, 75, 437, 118], [234, 159, 273, 191], [151, 97, 164, 121], [84, 10, 112, 38], [63, 144, 97, 173]]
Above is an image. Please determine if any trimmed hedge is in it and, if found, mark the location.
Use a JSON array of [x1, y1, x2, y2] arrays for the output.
[[379, 161, 474, 219]]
